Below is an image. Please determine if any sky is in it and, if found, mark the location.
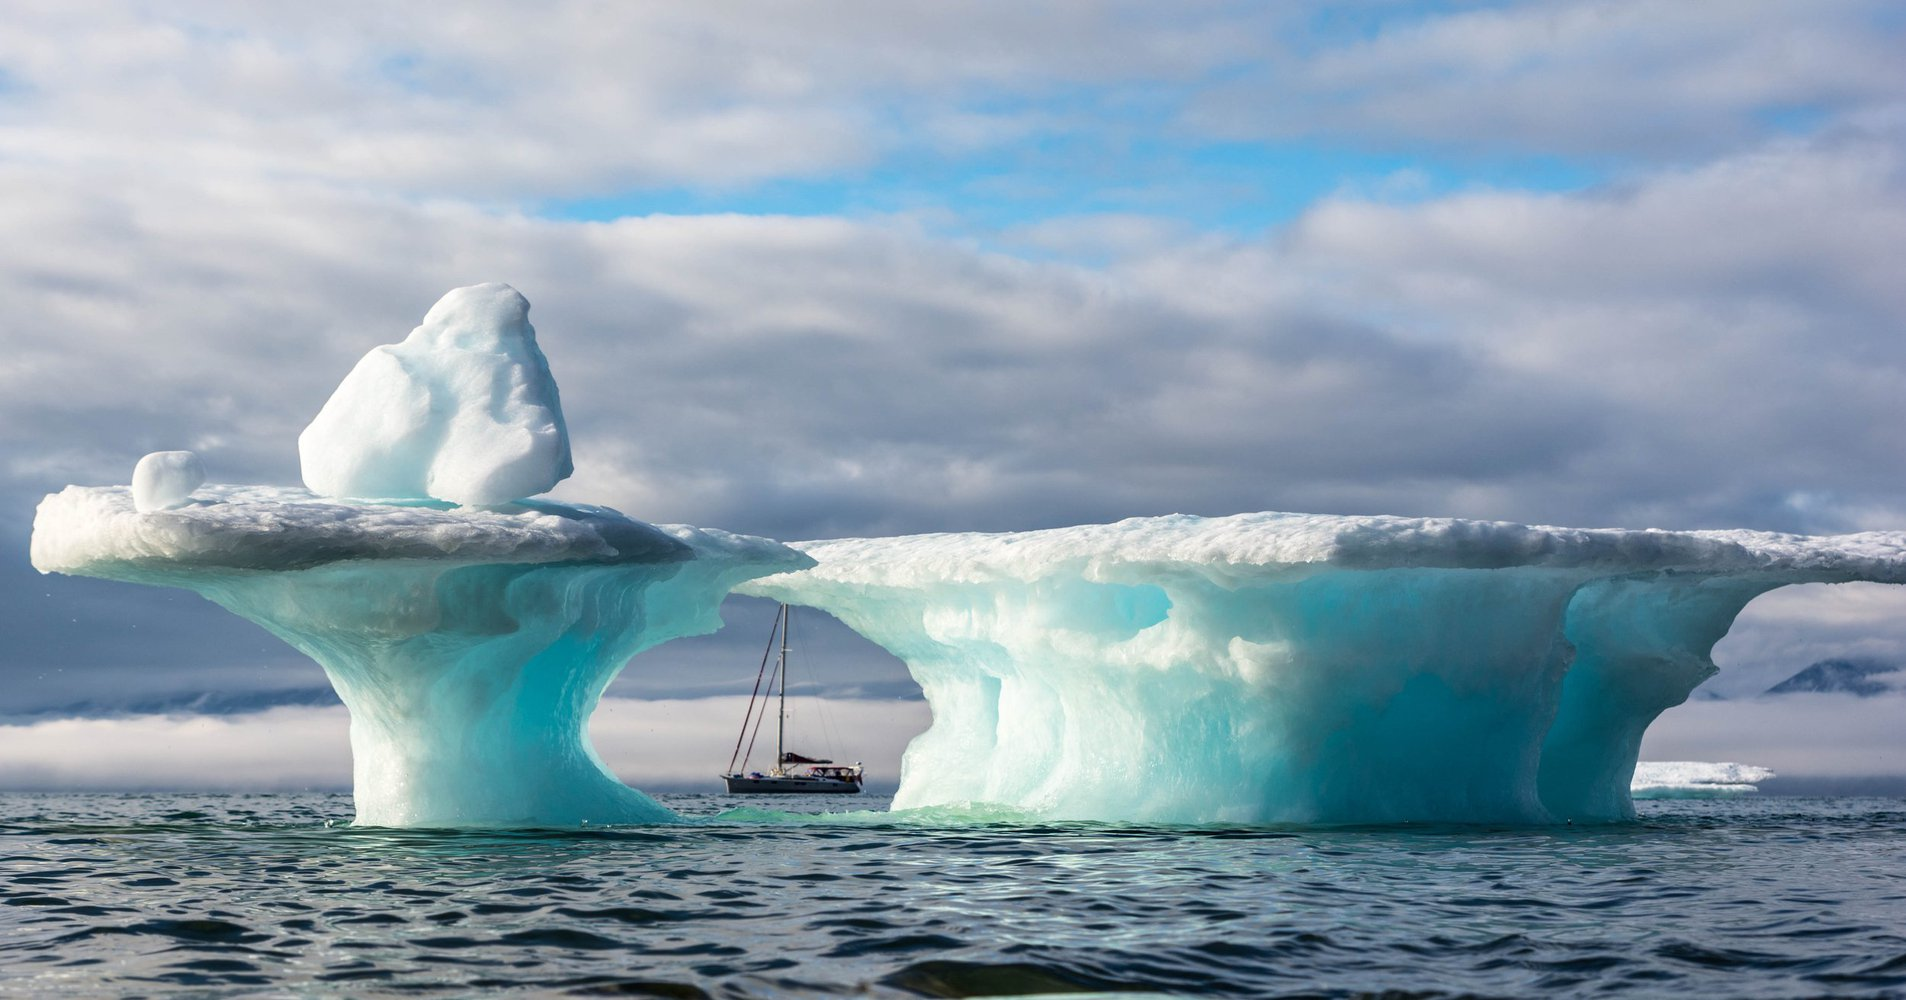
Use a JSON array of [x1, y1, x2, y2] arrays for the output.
[[2, 0, 1905, 791]]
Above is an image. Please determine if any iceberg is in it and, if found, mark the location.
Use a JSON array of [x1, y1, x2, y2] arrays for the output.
[[26, 281, 1904, 828], [32, 284, 808, 827], [739, 514, 1906, 824], [32, 485, 807, 826], [1630, 761, 1775, 799]]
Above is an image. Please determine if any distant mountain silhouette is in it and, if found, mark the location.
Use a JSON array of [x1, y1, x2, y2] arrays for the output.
[[1764, 658, 1903, 698]]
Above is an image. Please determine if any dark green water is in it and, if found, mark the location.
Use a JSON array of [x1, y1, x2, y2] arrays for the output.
[[3, 793, 1905, 997]]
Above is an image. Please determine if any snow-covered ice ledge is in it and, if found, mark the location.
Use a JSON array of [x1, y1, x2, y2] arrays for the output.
[[740, 513, 1906, 825], [33, 485, 810, 827]]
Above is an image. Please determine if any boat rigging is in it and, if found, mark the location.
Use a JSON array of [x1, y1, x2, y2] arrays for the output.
[[721, 603, 863, 794]]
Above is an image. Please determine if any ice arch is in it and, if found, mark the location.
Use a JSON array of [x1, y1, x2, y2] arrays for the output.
[[739, 513, 1906, 824], [32, 485, 809, 827]]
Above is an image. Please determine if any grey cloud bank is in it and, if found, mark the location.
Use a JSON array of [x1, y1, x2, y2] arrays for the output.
[[7, 137, 1899, 544], [5, 2, 1899, 194]]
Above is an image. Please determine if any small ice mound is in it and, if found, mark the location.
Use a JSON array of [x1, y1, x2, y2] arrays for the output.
[[1631, 761, 1775, 799], [299, 282, 573, 506], [131, 450, 205, 512]]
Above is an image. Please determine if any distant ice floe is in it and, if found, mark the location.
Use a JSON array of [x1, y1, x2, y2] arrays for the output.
[[1631, 761, 1776, 798]]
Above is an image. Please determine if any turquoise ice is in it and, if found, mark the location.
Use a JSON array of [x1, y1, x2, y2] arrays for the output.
[[741, 514, 1906, 824], [32, 484, 807, 826]]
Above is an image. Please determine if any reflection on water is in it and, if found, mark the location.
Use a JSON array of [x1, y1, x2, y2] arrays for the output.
[[3, 792, 1906, 997]]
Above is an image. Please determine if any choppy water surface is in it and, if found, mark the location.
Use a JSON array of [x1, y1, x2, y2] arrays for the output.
[[4, 793, 1906, 997]]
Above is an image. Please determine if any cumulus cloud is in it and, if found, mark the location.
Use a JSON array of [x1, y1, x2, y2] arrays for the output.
[[1276, 135, 1906, 530], [6, 127, 1905, 713], [16, 130, 1903, 547], [4, 0, 1897, 204], [1195, 0, 1906, 160], [0, 1, 1252, 197]]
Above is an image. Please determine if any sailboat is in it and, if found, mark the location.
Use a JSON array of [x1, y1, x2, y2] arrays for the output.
[[721, 603, 864, 794]]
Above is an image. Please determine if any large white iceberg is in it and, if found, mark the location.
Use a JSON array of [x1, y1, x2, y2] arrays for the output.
[[739, 514, 1906, 824], [299, 282, 572, 506], [32, 485, 808, 826]]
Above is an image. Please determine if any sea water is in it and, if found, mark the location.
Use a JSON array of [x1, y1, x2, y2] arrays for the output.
[[4, 794, 1905, 998]]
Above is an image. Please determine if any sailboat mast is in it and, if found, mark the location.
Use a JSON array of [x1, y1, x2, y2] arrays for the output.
[[777, 603, 789, 766]]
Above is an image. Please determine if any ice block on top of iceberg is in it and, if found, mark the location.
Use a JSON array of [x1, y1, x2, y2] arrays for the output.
[[299, 282, 572, 506], [131, 450, 205, 512]]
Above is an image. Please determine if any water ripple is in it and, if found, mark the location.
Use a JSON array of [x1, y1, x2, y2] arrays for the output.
[[3, 793, 1906, 996]]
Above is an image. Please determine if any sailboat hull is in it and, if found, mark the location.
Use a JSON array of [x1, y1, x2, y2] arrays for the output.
[[722, 775, 861, 794]]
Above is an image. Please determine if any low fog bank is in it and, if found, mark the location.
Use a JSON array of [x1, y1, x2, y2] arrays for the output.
[[0, 697, 932, 795], [7, 689, 1899, 800], [1642, 691, 1906, 793]]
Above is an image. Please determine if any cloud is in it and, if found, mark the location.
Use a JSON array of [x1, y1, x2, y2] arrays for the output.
[[0, 704, 352, 792], [1708, 583, 1906, 697], [0, 696, 932, 793], [1275, 134, 1906, 530], [5, 125, 1905, 714], [1193, 0, 1906, 160], [5, 0, 1897, 208], [0, 171, 1608, 544], [0, 1, 1253, 197]]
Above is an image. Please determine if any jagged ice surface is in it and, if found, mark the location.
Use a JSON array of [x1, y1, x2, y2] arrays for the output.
[[299, 282, 573, 506], [33, 485, 809, 827], [741, 513, 1906, 824]]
